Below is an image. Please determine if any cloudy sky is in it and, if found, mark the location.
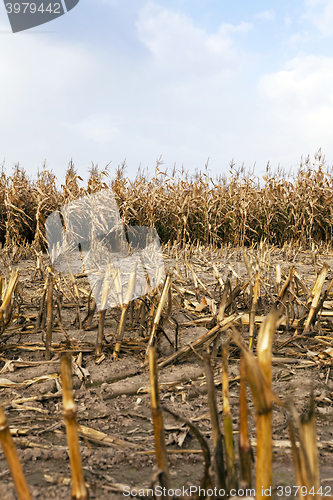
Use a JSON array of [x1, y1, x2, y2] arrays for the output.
[[0, 0, 333, 184]]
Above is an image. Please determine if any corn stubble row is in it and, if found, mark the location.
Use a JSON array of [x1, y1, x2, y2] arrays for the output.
[[1, 150, 333, 250], [0, 245, 332, 499]]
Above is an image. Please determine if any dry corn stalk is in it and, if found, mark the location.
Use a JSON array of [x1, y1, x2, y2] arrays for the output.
[[45, 268, 54, 360], [303, 263, 329, 334], [275, 264, 281, 293], [53, 281, 69, 340], [0, 269, 19, 328], [96, 309, 106, 357], [157, 313, 241, 369], [186, 261, 200, 300], [242, 250, 256, 349], [213, 264, 224, 289], [83, 295, 96, 330], [249, 267, 260, 349], [275, 267, 294, 305], [96, 263, 112, 356], [37, 274, 48, 330], [229, 325, 284, 500], [61, 353, 88, 500], [255, 306, 280, 500], [148, 345, 169, 496], [238, 355, 252, 489], [66, 263, 82, 330], [162, 406, 213, 494], [113, 265, 137, 358], [216, 273, 231, 324], [288, 397, 321, 500], [221, 343, 237, 491], [0, 402, 32, 500], [147, 274, 171, 353], [203, 353, 227, 496]]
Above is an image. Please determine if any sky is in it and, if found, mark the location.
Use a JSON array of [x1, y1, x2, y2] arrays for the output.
[[1, 0, 333, 184]]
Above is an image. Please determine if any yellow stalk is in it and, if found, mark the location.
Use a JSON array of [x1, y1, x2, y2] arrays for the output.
[[61, 354, 88, 500], [288, 398, 321, 500], [0, 269, 19, 323], [222, 344, 237, 491], [239, 355, 252, 489], [147, 274, 171, 352], [255, 306, 280, 500], [0, 403, 32, 500], [113, 265, 137, 358], [148, 346, 169, 496], [229, 322, 285, 500], [204, 353, 226, 495], [45, 269, 54, 361], [96, 263, 111, 356], [303, 263, 328, 334]]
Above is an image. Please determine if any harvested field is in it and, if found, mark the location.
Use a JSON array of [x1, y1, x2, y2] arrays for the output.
[[0, 242, 333, 499], [1, 157, 333, 499]]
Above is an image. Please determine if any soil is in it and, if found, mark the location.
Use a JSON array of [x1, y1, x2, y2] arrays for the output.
[[0, 245, 332, 499]]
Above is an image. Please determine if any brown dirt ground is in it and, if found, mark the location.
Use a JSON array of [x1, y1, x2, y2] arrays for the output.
[[0, 246, 332, 499]]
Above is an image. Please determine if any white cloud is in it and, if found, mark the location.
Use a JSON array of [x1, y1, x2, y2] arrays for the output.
[[68, 115, 120, 144], [255, 10, 275, 21], [287, 31, 312, 44], [0, 35, 92, 115], [0, 27, 100, 177], [4, 1, 331, 185], [284, 16, 292, 28], [259, 55, 333, 145], [304, 0, 333, 36], [136, 3, 251, 75], [0, 1, 256, 183], [305, 0, 325, 6]]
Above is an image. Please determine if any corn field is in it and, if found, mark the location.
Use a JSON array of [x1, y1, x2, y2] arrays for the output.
[[1, 150, 333, 250], [0, 151, 333, 499]]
